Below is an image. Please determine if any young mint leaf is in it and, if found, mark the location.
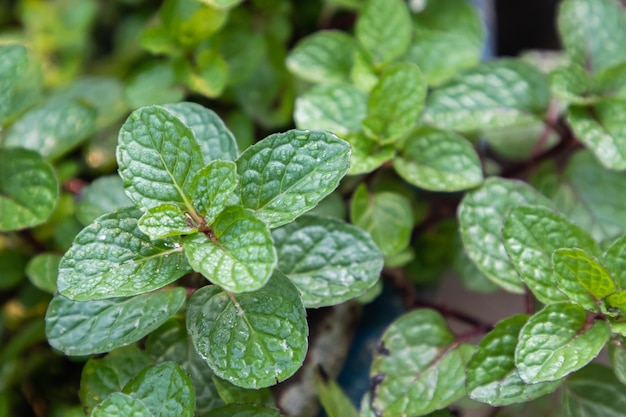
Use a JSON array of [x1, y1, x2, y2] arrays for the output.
[[561, 364, 626, 417], [205, 404, 283, 417], [236, 130, 350, 228], [57, 207, 190, 300], [515, 303, 609, 383], [604, 235, 626, 288], [422, 60, 550, 132], [187, 271, 308, 389], [0, 148, 59, 231], [45, 288, 186, 356], [183, 206, 276, 293], [125, 62, 184, 109], [286, 30, 356, 84], [345, 133, 396, 175], [314, 370, 358, 417], [608, 338, 626, 385], [26, 253, 61, 293], [603, 291, 626, 317], [80, 345, 153, 411], [76, 176, 132, 226], [370, 309, 475, 416], [550, 65, 599, 105], [503, 205, 600, 305], [272, 214, 383, 307], [553, 248, 616, 312], [90, 392, 153, 417], [190, 160, 238, 224], [138, 204, 196, 240], [117, 105, 204, 211], [350, 184, 413, 258], [459, 178, 552, 293], [355, 0, 411, 65], [393, 126, 483, 191], [294, 83, 367, 136], [466, 315, 562, 406], [0, 43, 28, 122], [163, 102, 238, 163]]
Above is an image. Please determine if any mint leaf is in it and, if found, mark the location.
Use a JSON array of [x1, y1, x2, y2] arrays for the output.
[[90, 393, 152, 417], [459, 178, 551, 293], [355, 0, 411, 65], [187, 271, 307, 389], [272, 214, 383, 307], [422, 60, 550, 132], [346, 133, 395, 175], [45, 288, 186, 356], [138, 204, 196, 240], [57, 207, 190, 300], [183, 206, 276, 293], [393, 126, 483, 191], [206, 404, 283, 417], [212, 376, 274, 407], [314, 370, 358, 417], [370, 309, 474, 416], [466, 315, 562, 406], [125, 62, 184, 109], [503, 205, 600, 304], [604, 235, 626, 288], [0, 148, 59, 231], [550, 65, 599, 105], [609, 339, 626, 385], [0, 43, 28, 122], [76, 176, 132, 226], [26, 253, 61, 293], [117, 105, 204, 211], [236, 130, 350, 228], [287, 30, 356, 83], [561, 363, 626, 417], [190, 160, 238, 224], [163, 102, 238, 163], [515, 303, 609, 383]]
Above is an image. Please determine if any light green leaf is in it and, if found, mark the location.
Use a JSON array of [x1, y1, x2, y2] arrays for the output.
[[604, 291, 626, 316], [90, 393, 153, 417], [287, 30, 356, 83], [117, 105, 205, 211], [422, 60, 550, 132], [212, 376, 274, 407], [355, 0, 411, 65], [314, 370, 358, 417], [370, 309, 474, 416], [553, 248, 616, 312], [187, 271, 308, 388], [57, 207, 190, 300], [561, 363, 626, 417], [236, 130, 351, 228], [183, 206, 276, 293], [138, 204, 196, 240], [350, 184, 413, 258], [26, 253, 61, 293], [609, 339, 626, 386], [503, 205, 600, 304], [272, 214, 383, 307], [345, 133, 395, 175], [294, 83, 367, 136], [80, 345, 153, 411], [393, 126, 483, 191], [160, 0, 227, 46], [515, 303, 609, 383], [550, 65, 599, 105], [459, 178, 551, 293], [604, 235, 626, 288], [123, 362, 194, 417], [205, 404, 283, 417], [75, 176, 132, 226], [0, 148, 59, 231], [163, 102, 238, 163], [567, 100, 626, 170], [483, 120, 559, 161], [124, 62, 184, 109], [201, 0, 244, 11], [466, 314, 562, 406], [0, 43, 28, 122], [190, 160, 238, 224], [45, 288, 186, 356], [183, 49, 228, 98]]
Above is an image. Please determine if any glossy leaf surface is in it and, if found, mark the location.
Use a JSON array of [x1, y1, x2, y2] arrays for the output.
[[90, 393, 152, 417], [138, 204, 196, 240], [561, 363, 626, 417], [190, 160, 238, 224], [356, 0, 412, 64]]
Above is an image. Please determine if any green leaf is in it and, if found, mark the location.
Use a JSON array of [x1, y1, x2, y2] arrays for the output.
[[138, 204, 196, 240], [187, 271, 308, 389], [205, 404, 283, 417], [236, 130, 351, 228], [190, 160, 238, 224], [422, 60, 550, 132], [117, 105, 205, 211], [0, 43, 28, 122], [608, 338, 626, 385], [272, 214, 383, 307], [287, 30, 356, 84], [0, 148, 59, 231], [553, 248, 616, 312], [350, 184, 413, 258], [57, 207, 190, 300], [370, 309, 474, 416], [212, 376, 274, 407], [45, 288, 186, 356], [314, 370, 358, 417], [163, 102, 238, 162], [355, 0, 412, 65], [459, 178, 551, 293], [26, 253, 61, 293], [466, 315, 562, 406], [561, 363, 626, 417], [294, 83, 367, 136], [604, 291, 626, 317], [123, 362, 194, 417], [393, 126, 483, 191], [515, 303, 609, 383], [567, 100, 626, 170], [124, 62, 184, 109], [201, 0, 243, 11], [503, 205, 600, 304], [604, 235, 626, 288], [80, 345, 153, 411], [550, 65, 599, 105], [160, 0, 227, 46], [0, 249, 27, 289], [90, 392, 153, 417], [183, 206, 276, 293], [345, 133, 395, 175], [75, 176, 132, 226]]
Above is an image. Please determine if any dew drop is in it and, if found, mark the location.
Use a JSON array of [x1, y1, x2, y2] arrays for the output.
[[98, 234, 106, 241]]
